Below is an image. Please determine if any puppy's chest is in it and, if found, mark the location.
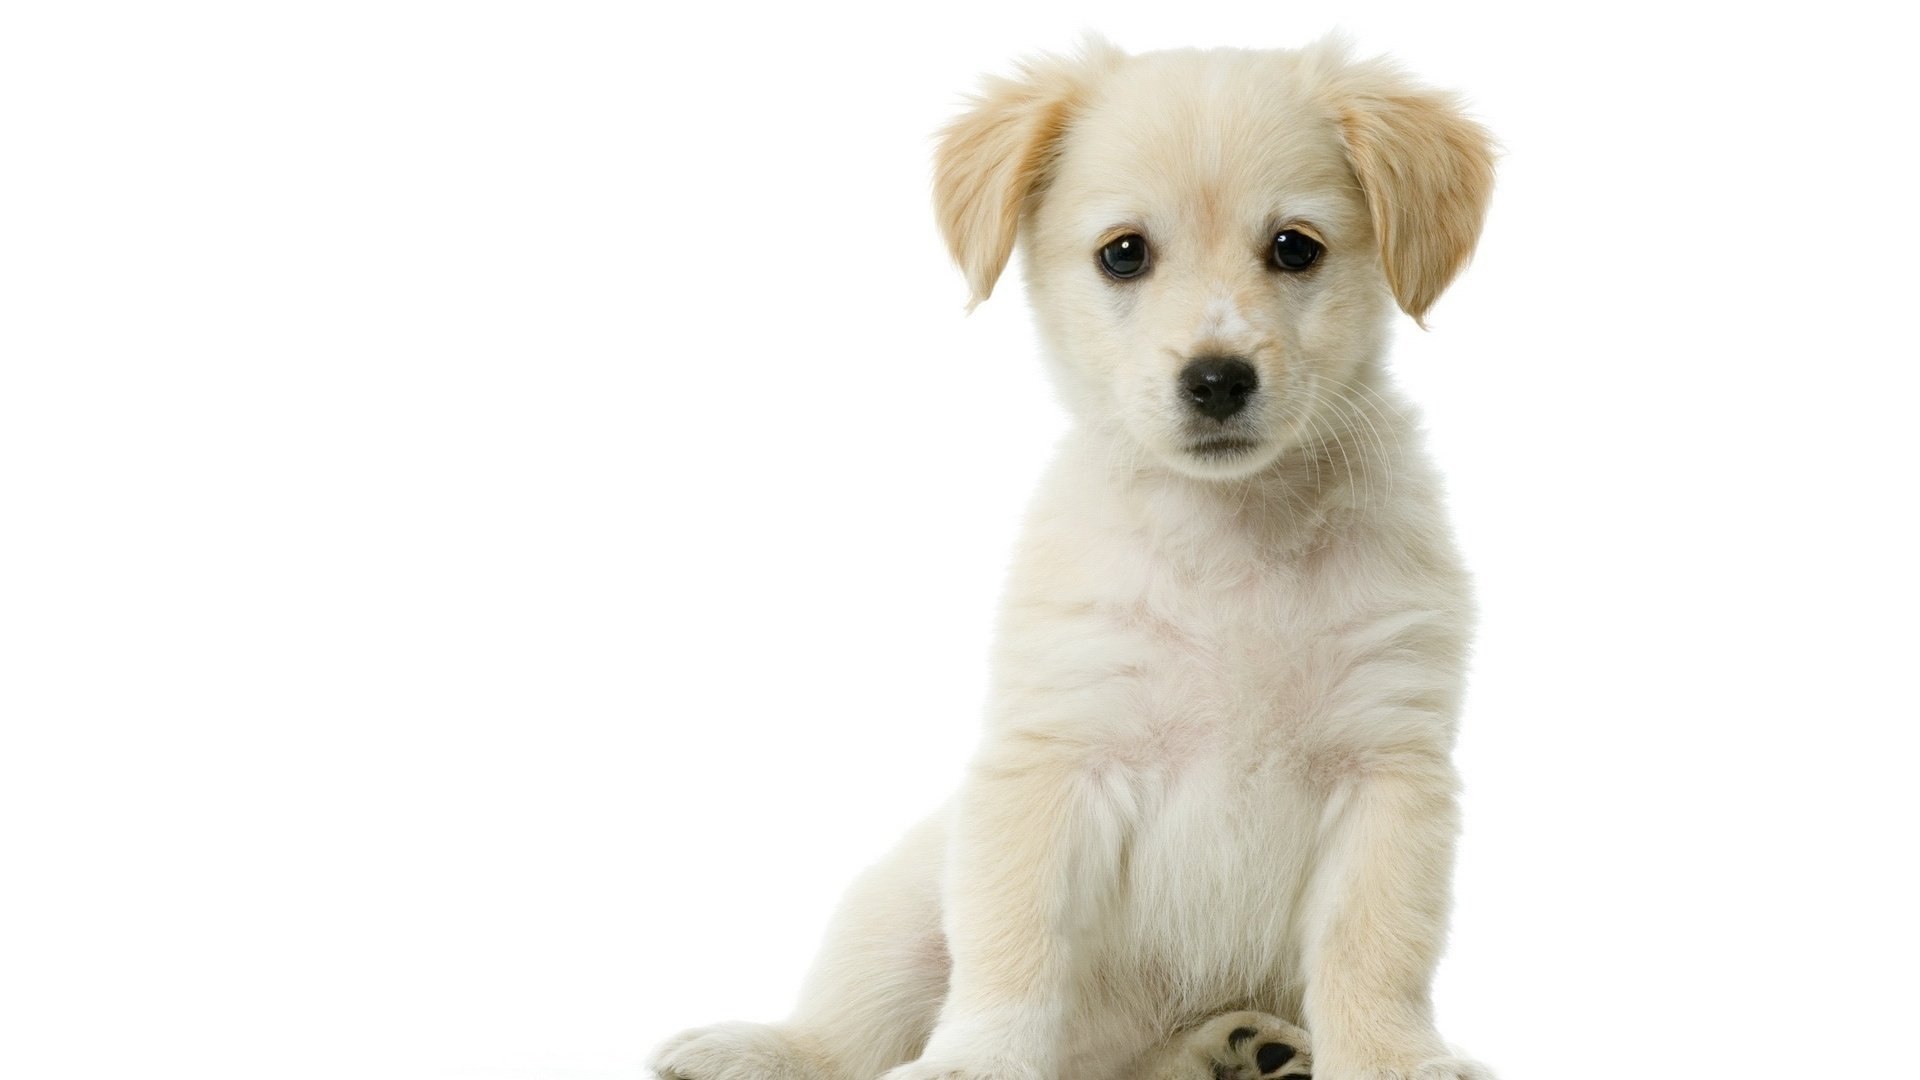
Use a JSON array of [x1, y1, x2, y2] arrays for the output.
[[998, 519, 1444, 792], [1111, 572, 1356, 774], [1095, 579, 1360, 982]]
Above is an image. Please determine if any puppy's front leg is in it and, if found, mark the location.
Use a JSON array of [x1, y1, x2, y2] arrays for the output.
[[1303, 760, 1490, 1080], [884, 738, 1130, 1080]]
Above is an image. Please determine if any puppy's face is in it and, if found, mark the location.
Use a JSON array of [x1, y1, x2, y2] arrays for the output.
[[936, 41, 1494, 480], [1026, 51, 1383, 479]]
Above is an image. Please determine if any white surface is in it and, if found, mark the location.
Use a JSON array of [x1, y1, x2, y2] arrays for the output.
[[3, 2, 1917, 1079]]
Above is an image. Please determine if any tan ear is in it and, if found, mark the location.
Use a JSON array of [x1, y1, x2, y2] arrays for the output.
[[933, 38, 1124, 310], [1329, 58, 1496, 327]]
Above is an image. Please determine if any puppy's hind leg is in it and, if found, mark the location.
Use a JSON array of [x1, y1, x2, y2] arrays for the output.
[[1134, 1012, 1313, 1080], [652, 815, 950, 1080]]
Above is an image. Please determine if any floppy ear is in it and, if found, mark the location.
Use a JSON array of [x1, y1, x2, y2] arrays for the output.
[[934, 39, 1124, 310], [1329, 58, 1496, 327]]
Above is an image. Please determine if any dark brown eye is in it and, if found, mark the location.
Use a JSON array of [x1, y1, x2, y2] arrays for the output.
[[1099, 234, 1149, 279], [1270, 230, 1322, 272]]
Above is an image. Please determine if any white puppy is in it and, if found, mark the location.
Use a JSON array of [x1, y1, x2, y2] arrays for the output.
[[654, 36, 1497, 1080]]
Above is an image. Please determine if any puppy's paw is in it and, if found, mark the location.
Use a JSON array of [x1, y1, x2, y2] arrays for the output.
[[1406, 1057, 1494, 1080], [1330, 1055, 1493, 1080], [880, 1055, 1044, 1080], [1152, 1011, 1312, 1080], [650, 1021, 826, 1080]]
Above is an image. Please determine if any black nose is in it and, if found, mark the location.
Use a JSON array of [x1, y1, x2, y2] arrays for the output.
[[1179, 356, 1258, 420]]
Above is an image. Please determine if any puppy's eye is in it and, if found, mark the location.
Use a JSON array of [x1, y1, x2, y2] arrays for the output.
[[1270, 230, 1323, 272], [1098, 234, 1149, 279]]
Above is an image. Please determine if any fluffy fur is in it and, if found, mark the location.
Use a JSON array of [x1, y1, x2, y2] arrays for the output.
[[653, 36, 1497, 1080]]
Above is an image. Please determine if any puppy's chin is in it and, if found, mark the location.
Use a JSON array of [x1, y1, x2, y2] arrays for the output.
[[1155, 435, 1288, 481]]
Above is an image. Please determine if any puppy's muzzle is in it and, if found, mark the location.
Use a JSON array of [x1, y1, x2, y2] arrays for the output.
[[1180, 356, 1258, 421]]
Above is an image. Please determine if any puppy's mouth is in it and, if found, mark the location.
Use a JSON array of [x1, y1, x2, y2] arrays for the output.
[[1187, 436, 1263, 458]]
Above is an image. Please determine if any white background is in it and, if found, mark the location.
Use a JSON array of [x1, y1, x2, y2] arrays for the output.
[[3, 2, 1917, 1078]]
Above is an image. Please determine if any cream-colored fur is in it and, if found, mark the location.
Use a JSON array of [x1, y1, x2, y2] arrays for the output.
[[653, 36, 1497, 1080]]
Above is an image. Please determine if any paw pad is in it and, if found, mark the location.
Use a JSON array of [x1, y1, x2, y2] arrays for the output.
[[1254, 1044, 1296, 1075], [1185, 1011, 1312, 1080]]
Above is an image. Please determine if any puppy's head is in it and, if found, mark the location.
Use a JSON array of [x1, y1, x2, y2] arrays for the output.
[[935, 38, 1495, 480]]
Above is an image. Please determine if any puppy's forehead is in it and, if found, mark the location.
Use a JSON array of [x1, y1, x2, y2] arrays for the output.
[[1054, 49, 1361, 232]]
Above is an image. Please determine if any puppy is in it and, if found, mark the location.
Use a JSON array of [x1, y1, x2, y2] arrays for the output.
[[654, 36, 1497, 1080]]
